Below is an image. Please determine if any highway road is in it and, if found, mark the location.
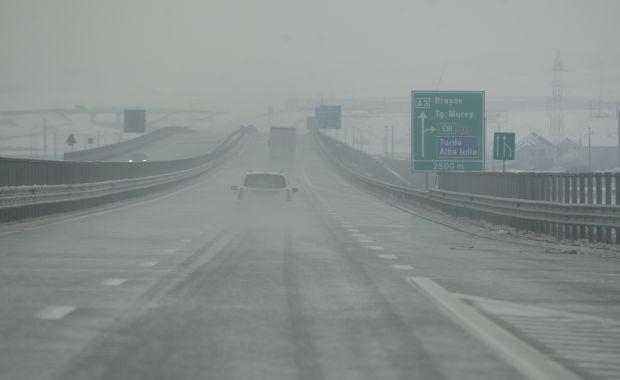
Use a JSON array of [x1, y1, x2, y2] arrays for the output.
[[0, 132, 619, 380]]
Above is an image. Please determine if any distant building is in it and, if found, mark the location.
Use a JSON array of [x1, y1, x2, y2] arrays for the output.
[[510, 133, 619, 172], [514, 132, 556, 169]]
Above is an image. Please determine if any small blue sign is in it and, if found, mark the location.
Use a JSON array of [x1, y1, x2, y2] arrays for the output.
[[437, 137, 480, 158]]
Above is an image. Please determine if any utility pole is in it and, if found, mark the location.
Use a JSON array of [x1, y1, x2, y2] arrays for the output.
[[53, 132, 57, 160], [390, 125, 395, 158], [43, 119, 47, 158], [588, 126, 592, 171], [617, 103, 620, 167], [384, 126, 388, 156]]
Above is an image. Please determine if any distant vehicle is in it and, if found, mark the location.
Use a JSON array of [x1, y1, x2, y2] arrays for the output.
[[268, 127, 296, 160], [127, 152, 148, 162], [231, 171, 298, 202]]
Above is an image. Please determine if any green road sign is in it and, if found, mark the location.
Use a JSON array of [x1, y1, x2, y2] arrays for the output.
[[493, 132, 515, 160], [315, 105, 341, 129], [411, 91, 485, 172]]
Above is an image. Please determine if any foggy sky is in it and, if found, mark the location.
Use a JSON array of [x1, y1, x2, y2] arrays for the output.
[[1, 0, 619, 115]]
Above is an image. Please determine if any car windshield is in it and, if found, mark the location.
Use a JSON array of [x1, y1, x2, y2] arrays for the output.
[[243, 174, 287, 189]]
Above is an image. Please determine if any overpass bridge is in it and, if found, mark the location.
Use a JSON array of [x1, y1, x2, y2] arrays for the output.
[[0, 128, 619, 380], [0, 106, 223, 126]]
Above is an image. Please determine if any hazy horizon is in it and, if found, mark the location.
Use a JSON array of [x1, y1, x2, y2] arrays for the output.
[[1, 0, 619, 117]]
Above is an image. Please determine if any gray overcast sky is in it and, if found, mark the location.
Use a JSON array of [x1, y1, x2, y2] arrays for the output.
[[1, 0, 619, 115]]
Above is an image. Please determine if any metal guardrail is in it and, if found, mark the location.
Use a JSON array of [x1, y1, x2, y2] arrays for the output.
[[314, 131, 620, 244], [438, 171, 620, 206], [0, 127, 249, 221]]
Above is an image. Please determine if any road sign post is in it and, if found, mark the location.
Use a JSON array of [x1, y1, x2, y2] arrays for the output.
[[492, 132, 515, 173], [411, 91, 485, 172]]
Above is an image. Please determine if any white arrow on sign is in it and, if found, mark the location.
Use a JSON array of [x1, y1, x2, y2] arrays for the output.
[[418, 112, 429, 157], [502, 135, 512, 159], [495, 134, 500, 158]]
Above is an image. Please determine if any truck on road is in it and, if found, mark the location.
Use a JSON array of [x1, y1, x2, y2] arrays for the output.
[[269, 127, 296, 161]]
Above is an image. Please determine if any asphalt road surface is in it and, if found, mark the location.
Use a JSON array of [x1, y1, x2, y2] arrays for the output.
[[0, 132, 619, 380]]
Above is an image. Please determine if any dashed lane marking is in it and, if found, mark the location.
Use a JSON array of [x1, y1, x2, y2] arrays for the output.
[[391, 264, 414, 270], [347, 229, 360, 233], [366, 245, 385, 251], [101, 278, 128, 286], [352, 233, 366, 237], [376, 254, 397, 260], [36, 306, 77, 320], [164, 249, 178, 253], [181, 239, 192, 243], [359, 239, 375, 243], [407, 277, 582, 380], [140, 261, 158, 267]]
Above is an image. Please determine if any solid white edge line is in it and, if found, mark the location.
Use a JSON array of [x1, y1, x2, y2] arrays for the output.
[[391, 264, 414, 270], [36, 306, 77, 320], [406, 277, 583, 380], [101, 278, 128, 286]]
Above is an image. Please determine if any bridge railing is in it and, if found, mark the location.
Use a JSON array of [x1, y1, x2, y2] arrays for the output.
[[0, 127, 249, 221], [314, 130, 620, 245]]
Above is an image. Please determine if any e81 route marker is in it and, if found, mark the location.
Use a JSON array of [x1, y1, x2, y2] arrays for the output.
[[411, 91, 485, 172]]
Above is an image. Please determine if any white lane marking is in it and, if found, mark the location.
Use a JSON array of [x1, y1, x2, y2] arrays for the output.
[[359, 239, 375, 243], [140, 261, 158, 267], [352, 233, 366, 237], [366, 245, 384, 251], [101, 278, 127, 286], [347, 229, 360, 233], [354, 224, 410, 228], [36, 306, 77, 320], [164, 249, 178, 253], [456, 292, 620, 325], [181, 239, 192, 243], [392, 264, 414, 270], [407, 277, 582, 380], [376, 254, 397, 260]]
